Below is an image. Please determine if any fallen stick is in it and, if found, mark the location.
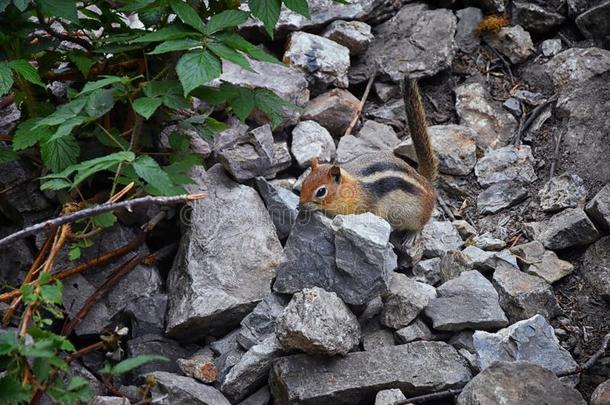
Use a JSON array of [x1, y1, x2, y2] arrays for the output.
[[344, 69, 377, 136]]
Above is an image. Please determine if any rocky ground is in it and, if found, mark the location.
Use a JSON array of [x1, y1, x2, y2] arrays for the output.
[[2, 0, 610, 404]]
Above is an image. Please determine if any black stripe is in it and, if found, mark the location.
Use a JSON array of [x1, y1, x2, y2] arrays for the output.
[[363, 176, 420, 198], [359, 162, 406, 177]]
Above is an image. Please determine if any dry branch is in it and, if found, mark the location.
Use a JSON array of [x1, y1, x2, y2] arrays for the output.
[[344, 69, 377, 136]]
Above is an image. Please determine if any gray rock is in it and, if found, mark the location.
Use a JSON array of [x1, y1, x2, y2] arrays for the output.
[[525, 208, 599, 250], [586, 184, 610, 232], [350, 3, 456, 83], [477, 181, 529, 214], [455, 82, 518, 149], [89, 397, 129, 405], [473, 315, 578, 375], [395, 319, 434, 343], [492, 263, 561, 323], [502, 97, 522, 117], [421, 221, 464, 258], [177, 354, 217, 384], [591, 379, 610, 405], [456, 7, 483, 54], [464, 0, 506, 13], [374, 82, 399, 102], [276, 287, 360, 355], [511, 2, 566, 35], [284, 32, 350, 94], [510, 241, 574, 284], [0, 103, 20, 134], [456, 361, 586, 405], [439, 250, 473, 282], [576, 0, 610, 42], [538, 173, 587, 213], [541, 39, 562, 57], [513, 89, 548, 106], [375, 389, 407, 405], [148, 371, 231, 405], [213, 334, 246, 385], [274, 212, 396, 306], [254, 177, 299, 240], [545, 47, 610, 91], [216, 125, 291, 182], [213, 59, 309, 128], [412, 257, 442, 286], [238, 386, 271, 405], [461, 246, 518, 273], [302, 88, 360, 137], [425, 271, 508, 331], [472, 233, 506, 251], [322, 20, 373, 55], [394, 125, 477, 176], [582, 237, 610, 301], [475, 145, 536, 187], [221, 336, 283, 402], [482, 25, 534, 64], [393, 231, 425, 269], [122, 293, 167, 336], [337, 120, 401, 164], [126, 334, 190, 377], [450, 330, 476, 352], [381, 273, 436, 330], [166, 165, 283, 340], [239, 293, 289, 350], [270, 341, 472, 404], [453, 220, 478, 240], [290, 120, 336, 168], [159, 124, 211, 157], [361, 318, 396, 350]]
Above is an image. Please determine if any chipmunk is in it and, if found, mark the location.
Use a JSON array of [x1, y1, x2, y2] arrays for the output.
[[299, 79, 438, 232]]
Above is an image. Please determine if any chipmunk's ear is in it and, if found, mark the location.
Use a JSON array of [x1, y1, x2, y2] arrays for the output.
[[310, 158, 319, 171], [329, 165, 341, 184]]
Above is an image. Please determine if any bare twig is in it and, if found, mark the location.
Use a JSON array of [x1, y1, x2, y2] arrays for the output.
[[0, 193, 205, 248], [344, 69, 377, 136], [65, 341, 105, 364], [436, 194, 455, 221], [485, 44, 514, 85], [35, 8, 92, 50], [394, 388, 462, 404]]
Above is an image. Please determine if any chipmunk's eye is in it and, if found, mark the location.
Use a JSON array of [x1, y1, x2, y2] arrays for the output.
[[315, 186, 327, 199]]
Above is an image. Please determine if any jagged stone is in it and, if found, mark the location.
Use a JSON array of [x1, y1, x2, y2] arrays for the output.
[[284, 32, 350, 94], [475, 145, 536, 187], [541, 38, 562, 57], [439, 250, 473, 282], [473, 315, 578, 375], [586, 184, 610, 232], [420, 221, 464, 258], [361, 318, 396, 350], [238, 293, 289, 350], [89, 397, 129, 405], [210, 329, 246, 384], [322, 20, 373, 55], [380, 273, 436, 330], [166, 165, 282, 340], [464, 0, 506, 13], [148, 371, 231, 405], [510, 241, 574, 284], [270, 341, 472, 404], [350, 3, 456, 83], [336, 120, 401, 164], [477, 181, 528, 214], [374, 82, 399, 102], [238, 386, 271, 405], [576, 1, 610, 42], [545, 47, 610, 91], [254, 177, 299, 241], [538, 173, 587, 212], [177, 354, 217, 384], [591, 379, 610, 405], [492, 263, 561, 323], [482, 25, 534, 64], [456, 362, 586, 405], [582, 237, 610, 302], [290, 120, 336, 168], [511, 2, 566, 35], [126, 334, 191, 378], [525, 208, 599, 250], [302, 88, 360, 137], [395, 319, 434, 344], [453, 220, 478, 240], [425, 271, 508, 331], [375, 389, 407, 405], [449, 330, 475, 352], [412, 257, 442, 286], [502, 97, 522, 117], [394, 125, 477, 176], [461, 246, 518, 273], [472, 233, 506, 251], [275, 287, 360, 355], [456, 7, 483, 53], [455, 82, 518, 149]]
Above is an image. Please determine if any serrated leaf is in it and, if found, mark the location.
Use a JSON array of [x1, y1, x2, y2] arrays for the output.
[[49, 116, 87, 141], [169, 0, 206, 33], [132, 97, 163, 119], [143, 80, 181, 97], [255, 88, 295, 129], [283, 0, 310, 18], [93, 211, 117, 228], [40, 178, 72, 191], [0, 375, 31, 403], [40, 135, 80, 173], [106, 355, 168, 375], [20, 284, 36, 304], [68, 53, 96, 77], [78, 76, 123, 96], [68, 245, 81, 260], [120, 0, 156, 12], [8, 60, 45, 88], [248, 0, 281, 38], [38, 0, 78, 22], [0, 331, 19, 355], [132, 155, 175, 195], [68, 151, 135, 188], [35, 99, 87, 128], [176, 50, 221, 96], [131, 25, 197, 43], [214, 32, 280, 64], [205, 10, 250, 34], [22, 339, 56, 358], [163, 94, 191, 110], [148, 38, 202, 54], [207, 42, 253, 72], [228, 87, 256, 121], [13, 118, 54, 151], [0, 62, 13, 96], [86, 88, 115, 117], [168, 132, 190, 152], [0, 148, 18, 164], [40, 283, 63, 305]]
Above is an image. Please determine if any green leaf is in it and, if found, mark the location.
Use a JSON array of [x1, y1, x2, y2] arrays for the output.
[[255, 88, 295, 128], [229, 87, 256, 121], [0, 375, 31, 404], [48, 376, 93, 404], [68, 53, 96, 77], [93, 211, 117, 228], [22, 339, 56, 358], [86, 89, 115, 117], [68, 151, 136, 188], [207, 42, 253, 72], [32, 358, 51, 382], [13, 118, 54, 151], [0, 0, 11, 13], [148, 38, 202, 54], [205, 10, 250, 34], [40, 135, 80, 173], [214, 32, 280, 64], [40, 282, 63, 305], [169, 0, 207, 33], [283, 0, 310, 18], [0, 148, 18, 164], [132, 155, 175, 195], [163, 94, 191, 110], [38, 0, 79, 22], [169, 132, 190, 152], [35, 99, 87, 127], [176, 50, 221, 96], [0, 62, 13, 96], [132, 97, 163, 119], [248, 0, 281, 38], [120, 0, 156, 12], [78, 76, 123, 96], [40, 178, 72, 191], [68, 245, 81, 260], [131, 25, 197, 43], [9, 60, 45, 88], [106, 355, 169, 375], [143, 80, 181, 98], [49, 116, 87, 141], [0, 331, 19, 355], [20, 284, 36, 304]]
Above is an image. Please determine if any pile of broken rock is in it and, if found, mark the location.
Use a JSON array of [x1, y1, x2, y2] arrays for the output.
[[2, 0, 610, 404]]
